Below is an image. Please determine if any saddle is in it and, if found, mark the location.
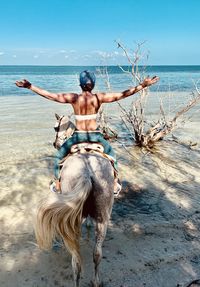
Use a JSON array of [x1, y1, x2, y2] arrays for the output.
[[59, 142, 116, 174], [56, 142, 120, 197], [70, 142, 104, 154]]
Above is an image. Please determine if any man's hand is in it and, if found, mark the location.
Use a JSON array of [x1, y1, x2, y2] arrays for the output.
[[15, 79, 32, 89], [141, 76, 159, 88]]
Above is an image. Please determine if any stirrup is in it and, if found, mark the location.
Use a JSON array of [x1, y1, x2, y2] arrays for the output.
[[114, 181, 122, 198], [49, 180, 57, 193], [49, 179, 61, 193]]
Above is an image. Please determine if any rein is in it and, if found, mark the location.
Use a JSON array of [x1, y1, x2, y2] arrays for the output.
[[54, 115, 76, 149], [54, 116, 64, 147]]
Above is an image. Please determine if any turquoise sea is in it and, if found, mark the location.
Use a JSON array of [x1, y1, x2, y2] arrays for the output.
[[0, 65, 200, 96], [1, 66, 200, 287], [0, 65, 200, 165]]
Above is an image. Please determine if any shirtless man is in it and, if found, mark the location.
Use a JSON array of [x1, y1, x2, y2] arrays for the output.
[[16, 71, 159, 195]]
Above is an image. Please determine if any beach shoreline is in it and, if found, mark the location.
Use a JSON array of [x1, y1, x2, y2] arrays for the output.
[[1, 90, 200, 286]]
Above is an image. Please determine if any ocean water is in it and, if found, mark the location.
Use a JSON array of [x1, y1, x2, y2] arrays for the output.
[[0, 65, 200, 165], [0, 65, 200, 222], [0, 65, 200, 96]]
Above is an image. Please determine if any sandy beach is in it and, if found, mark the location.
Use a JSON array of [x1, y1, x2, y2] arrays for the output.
[[1, 92, 200, 287]]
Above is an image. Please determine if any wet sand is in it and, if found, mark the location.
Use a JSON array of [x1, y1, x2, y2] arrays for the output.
[[1, 93, 200, 287]]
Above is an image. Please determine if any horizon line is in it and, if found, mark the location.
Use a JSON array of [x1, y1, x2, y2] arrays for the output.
[[1, 64, 200, 67]]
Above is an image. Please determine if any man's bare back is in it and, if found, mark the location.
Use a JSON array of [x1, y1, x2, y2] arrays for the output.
[[15, 70, 159, 194], [72, 91, 100, 131], [15, 72, 159, 131]]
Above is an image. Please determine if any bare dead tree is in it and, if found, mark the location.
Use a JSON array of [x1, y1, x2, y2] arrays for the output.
[[115, 40, 149, 83], [116, 41, 200, 149], [116, 40, 151, 146], [96, 66, 118, 140]]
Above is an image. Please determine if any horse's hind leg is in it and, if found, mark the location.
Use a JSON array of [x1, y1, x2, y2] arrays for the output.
[[92, 222, 108, 287], [72, 254, 81, 287]]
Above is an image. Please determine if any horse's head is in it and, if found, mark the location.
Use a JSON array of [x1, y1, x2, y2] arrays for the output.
[[53, 113, 75, 149]]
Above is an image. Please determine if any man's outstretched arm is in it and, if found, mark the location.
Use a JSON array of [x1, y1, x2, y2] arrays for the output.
[[15, 79, 77, 103], [97, 76, 159, 103]]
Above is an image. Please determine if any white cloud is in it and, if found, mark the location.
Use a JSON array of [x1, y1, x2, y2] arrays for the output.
[[12, 55, 17, 58], [82, 54, 91, 59], [64, 55, 69, 58], [59, 50, 67, 53], [33, 55, 39, 59], [0, 52, 4, 56], [95, 50, 113, 59]]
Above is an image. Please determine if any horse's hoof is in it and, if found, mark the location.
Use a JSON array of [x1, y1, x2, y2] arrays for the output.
[[90, 280, 104, 287], [186, 279, 200, 287]]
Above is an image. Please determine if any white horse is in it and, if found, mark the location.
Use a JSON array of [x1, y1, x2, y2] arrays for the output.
[[34, 114, 115, 287]]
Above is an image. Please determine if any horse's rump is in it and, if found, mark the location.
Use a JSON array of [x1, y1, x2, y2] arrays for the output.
[[60, 152, 114, 220], [35, 153, 114, 249], [34, 152, 114, 286]]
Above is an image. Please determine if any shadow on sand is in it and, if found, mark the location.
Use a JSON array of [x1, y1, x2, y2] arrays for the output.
[[1, 140, 200, 286]]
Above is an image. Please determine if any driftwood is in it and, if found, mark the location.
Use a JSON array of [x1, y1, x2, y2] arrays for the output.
[[98, 106, 118, 140], [119, 90, 200, 148], [115, 41, 200, 149], [97, 41, 200, 147], [171, 134, 198, 149], [115, 40, 149, 83], [97, 66, 118, 140]]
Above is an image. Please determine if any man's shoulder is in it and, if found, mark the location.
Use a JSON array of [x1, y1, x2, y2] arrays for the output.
[[66, 93, 79, 103]]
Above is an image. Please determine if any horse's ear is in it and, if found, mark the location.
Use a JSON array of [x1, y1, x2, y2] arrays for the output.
[[55, 113, 60, 120]]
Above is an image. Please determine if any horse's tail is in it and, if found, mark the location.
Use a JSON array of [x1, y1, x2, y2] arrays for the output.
[[34, 176, 92, 269]]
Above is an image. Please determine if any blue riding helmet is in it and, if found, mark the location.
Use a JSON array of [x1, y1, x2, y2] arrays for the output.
[[79, 70, 96, 89]]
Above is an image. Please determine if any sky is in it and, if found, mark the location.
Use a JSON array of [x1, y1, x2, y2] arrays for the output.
[[0, 0, 200, 65]]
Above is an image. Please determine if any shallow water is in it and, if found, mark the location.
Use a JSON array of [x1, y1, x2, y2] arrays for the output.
[[0, 90, 199, 166], [1, 69, 200, 287], [1, 65, 200, 187], [1, 65, 200, 97]]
